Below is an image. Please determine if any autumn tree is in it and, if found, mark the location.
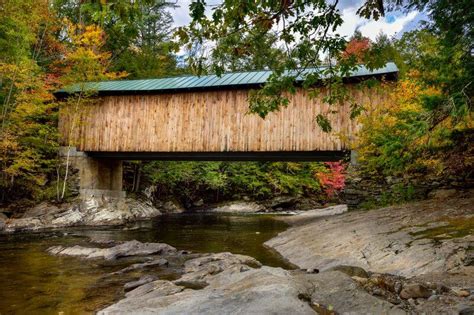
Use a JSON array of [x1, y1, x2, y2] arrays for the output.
[[341, 31, 371, 63], [58, 21, 126, 200], [53, 0, 181, 78], [0, 0, 62, 203]]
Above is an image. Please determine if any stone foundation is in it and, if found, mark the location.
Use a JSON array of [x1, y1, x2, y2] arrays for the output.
[[59, 147, 125, 199]]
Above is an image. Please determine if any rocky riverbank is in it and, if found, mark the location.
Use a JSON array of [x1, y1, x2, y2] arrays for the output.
[[266, 189, 474, 313], [47, 240, 407, 314], [0, 194, 330, 233], [44, 187, 473, 314], [1, 196, 164, 233], [4, 190, 473, 313]]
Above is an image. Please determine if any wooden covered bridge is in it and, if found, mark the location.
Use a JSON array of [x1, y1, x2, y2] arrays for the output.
[[58, 63, 398, 197]]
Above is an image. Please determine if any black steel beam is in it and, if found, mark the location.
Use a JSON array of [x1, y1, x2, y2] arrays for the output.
[[86, 151, 350, 162]]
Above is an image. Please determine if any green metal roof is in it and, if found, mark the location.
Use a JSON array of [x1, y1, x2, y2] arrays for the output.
[[59, 62, 398, 95]]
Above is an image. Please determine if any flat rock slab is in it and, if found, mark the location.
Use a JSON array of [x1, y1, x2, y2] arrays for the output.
[[265, 194, 474, 277], [99, 252, 404, 315], [47, 240, 176, 260]]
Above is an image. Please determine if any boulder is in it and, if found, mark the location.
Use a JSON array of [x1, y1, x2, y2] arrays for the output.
[[4, 197, 163, 232], [47, 240, 176, 260], [99, 262, 404, 315]]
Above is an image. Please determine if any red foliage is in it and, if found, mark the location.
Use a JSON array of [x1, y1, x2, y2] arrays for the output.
[[316, 162, 346, 198], [341, 37, 370, 62]]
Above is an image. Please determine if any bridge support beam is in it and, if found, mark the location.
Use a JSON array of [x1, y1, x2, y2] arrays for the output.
[[60, 147, 125, 199]]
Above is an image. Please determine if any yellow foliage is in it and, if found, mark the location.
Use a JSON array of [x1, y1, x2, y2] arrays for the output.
[[354, 74, 464, 175], [61, 19, 127, 85]]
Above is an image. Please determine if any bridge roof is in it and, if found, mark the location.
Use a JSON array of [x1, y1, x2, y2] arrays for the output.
[[59, 62, 398, 95]]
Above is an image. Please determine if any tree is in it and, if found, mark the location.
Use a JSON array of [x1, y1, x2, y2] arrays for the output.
[[209, 32, 287, 72], [141, 161, 328, 205], [341, 31, 371, 63], [52, 0, 181, 78], [179, 0, 473, 131], [0, 0, 61, 203]]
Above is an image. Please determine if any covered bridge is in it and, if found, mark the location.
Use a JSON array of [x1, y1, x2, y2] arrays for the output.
[[58, 63, 398, 197]]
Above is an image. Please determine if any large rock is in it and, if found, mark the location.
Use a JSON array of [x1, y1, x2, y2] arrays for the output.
[[4, 197, 162, 232], [99, 252, 404, 315], [266, 195, 474, 277], [47, 240, 176, 260], [208, 201, 264, 213]]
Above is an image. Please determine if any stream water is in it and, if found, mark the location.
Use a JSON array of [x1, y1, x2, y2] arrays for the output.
[[0, 213, 290, 314]]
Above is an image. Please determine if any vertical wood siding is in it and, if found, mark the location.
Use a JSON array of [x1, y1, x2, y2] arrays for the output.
[[60, 85, 377, 152]]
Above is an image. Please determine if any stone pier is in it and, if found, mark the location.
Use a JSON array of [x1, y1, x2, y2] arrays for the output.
[[60, 147, 125, 198]]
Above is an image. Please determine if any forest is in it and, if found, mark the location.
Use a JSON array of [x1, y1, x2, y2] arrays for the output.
[[0, 0, 472, 209]]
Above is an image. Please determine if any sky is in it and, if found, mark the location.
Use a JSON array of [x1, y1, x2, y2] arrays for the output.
[[171, 0, 423, 41]]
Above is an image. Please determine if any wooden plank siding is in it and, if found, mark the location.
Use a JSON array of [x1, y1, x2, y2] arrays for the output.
[[60, 85, 379, 153]]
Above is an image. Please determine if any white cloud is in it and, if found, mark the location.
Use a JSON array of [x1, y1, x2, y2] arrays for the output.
[[358, 11, 419, 40], [173, 0, 191, 27], [333, 4, 419, 41], [336, 7, 364, 38]]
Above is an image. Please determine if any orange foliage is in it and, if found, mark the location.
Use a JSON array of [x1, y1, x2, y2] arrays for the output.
[[341, 37, 371, 62]]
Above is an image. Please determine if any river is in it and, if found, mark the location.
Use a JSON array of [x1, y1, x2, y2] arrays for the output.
[[0, 213, 290, 314]]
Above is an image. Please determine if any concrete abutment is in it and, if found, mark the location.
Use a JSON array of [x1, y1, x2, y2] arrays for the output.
[[59, 147, 125, 199]]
